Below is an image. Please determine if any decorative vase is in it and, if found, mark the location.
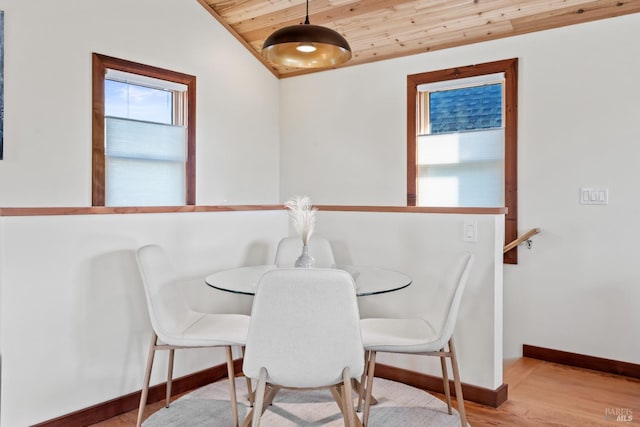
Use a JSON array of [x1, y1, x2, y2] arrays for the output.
[[295, 243, 315, 268]]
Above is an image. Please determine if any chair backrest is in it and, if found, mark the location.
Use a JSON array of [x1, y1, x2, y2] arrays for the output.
[[274, 236, 336, 268], [136, 244, 195, 343], [434, 252, 474, 342], [242, 268, 364, 388]]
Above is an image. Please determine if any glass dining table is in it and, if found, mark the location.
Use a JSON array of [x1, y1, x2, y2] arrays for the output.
[[205, 264, 411, 412], [205, 264, 412, 297]]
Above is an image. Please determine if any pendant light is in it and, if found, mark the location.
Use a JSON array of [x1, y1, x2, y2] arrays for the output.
[[262, 0, 352, 69]]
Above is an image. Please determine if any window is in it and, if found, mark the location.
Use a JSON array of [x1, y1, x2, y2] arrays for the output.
[[92, 54, 196, 206], [417, 76, 504, 207], [407, 58, 518, 263]]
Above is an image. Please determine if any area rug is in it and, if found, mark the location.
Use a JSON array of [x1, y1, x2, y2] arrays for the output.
[[143, 377, 468, 426]]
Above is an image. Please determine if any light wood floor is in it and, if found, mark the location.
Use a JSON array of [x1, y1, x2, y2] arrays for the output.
[[93, 357, 640, 426]]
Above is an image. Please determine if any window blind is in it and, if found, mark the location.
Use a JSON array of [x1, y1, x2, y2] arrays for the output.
[[105, 117, 186, 206]]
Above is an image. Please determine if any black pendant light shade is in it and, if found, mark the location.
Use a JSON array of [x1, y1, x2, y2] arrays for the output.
[[262, 1, 352, 68]]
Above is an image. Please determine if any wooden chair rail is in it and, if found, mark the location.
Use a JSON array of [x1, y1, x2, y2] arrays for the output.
[[0, 205, 505, 217], [503, 228, 540, 253]]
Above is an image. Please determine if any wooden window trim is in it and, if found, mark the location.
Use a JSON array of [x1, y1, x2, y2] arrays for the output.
[[407, 58, 518, 263], [91, 53, 197, 206]]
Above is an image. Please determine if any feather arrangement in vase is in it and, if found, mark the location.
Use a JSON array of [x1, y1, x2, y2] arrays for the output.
[[284, 195, 317, 267]]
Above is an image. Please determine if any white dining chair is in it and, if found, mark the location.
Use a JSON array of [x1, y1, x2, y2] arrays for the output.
[[274, 235, 336, 268], [358, 252, 474, 427], [242, 268, 364, 427], [135, 244, 251, 427]]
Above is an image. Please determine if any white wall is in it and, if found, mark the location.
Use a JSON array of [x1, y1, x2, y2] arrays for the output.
[[0, 210, 287, 426], [280, 14, 640, 363], [316, 211, 504, 390], [0, 0, 280, 206]]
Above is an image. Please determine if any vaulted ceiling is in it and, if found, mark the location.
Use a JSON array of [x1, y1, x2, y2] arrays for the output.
[[197, 0, 640, 78]]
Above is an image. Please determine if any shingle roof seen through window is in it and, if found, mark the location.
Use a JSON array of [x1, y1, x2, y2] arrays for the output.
[[429, 83, 502, 134]]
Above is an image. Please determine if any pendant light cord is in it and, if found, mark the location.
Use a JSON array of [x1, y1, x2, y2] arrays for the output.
[[304, 0, 310, 24]]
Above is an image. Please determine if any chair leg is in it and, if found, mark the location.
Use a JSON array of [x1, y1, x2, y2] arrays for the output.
[[342, 368, 357, 427], [448, 338, 467, 427], [136, 333, 158, 427], [226, 346, 240, 427], [439, 352, 452, 414], [241, 384, 279, 427], [242, 346, 254, 406], [251, 368, 268, 427], [356, 351, 370, 412], [362, 351, 377, 427], [166, 348, 174, 408], [330, 385, 345, 414]]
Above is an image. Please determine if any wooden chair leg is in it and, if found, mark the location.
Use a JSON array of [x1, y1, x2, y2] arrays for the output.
[[362, 351, 377, 427], [136, 333, 158, 427], [356, 351, 370, 412], [440, 353, 452, 414], [166, 348, 174, 408], [342, 368, 357, 427], [330, 385, 345, 414], [245, 377, 254, 407], [448, 338, 467, 427], [251, 368, 268, 427], [226, 346, 240, 427], [242, 346, 254, 406]]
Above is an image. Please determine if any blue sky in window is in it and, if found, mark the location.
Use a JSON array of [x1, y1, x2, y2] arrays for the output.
[[105, 80, 173, 124]]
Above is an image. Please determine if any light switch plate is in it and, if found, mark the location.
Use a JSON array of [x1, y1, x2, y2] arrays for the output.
[[463, 220, 478, 242], [579, 187, 608, 205]]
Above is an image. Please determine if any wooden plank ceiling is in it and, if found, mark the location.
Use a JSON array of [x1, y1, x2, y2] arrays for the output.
[[197, 0, 640, 78]]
